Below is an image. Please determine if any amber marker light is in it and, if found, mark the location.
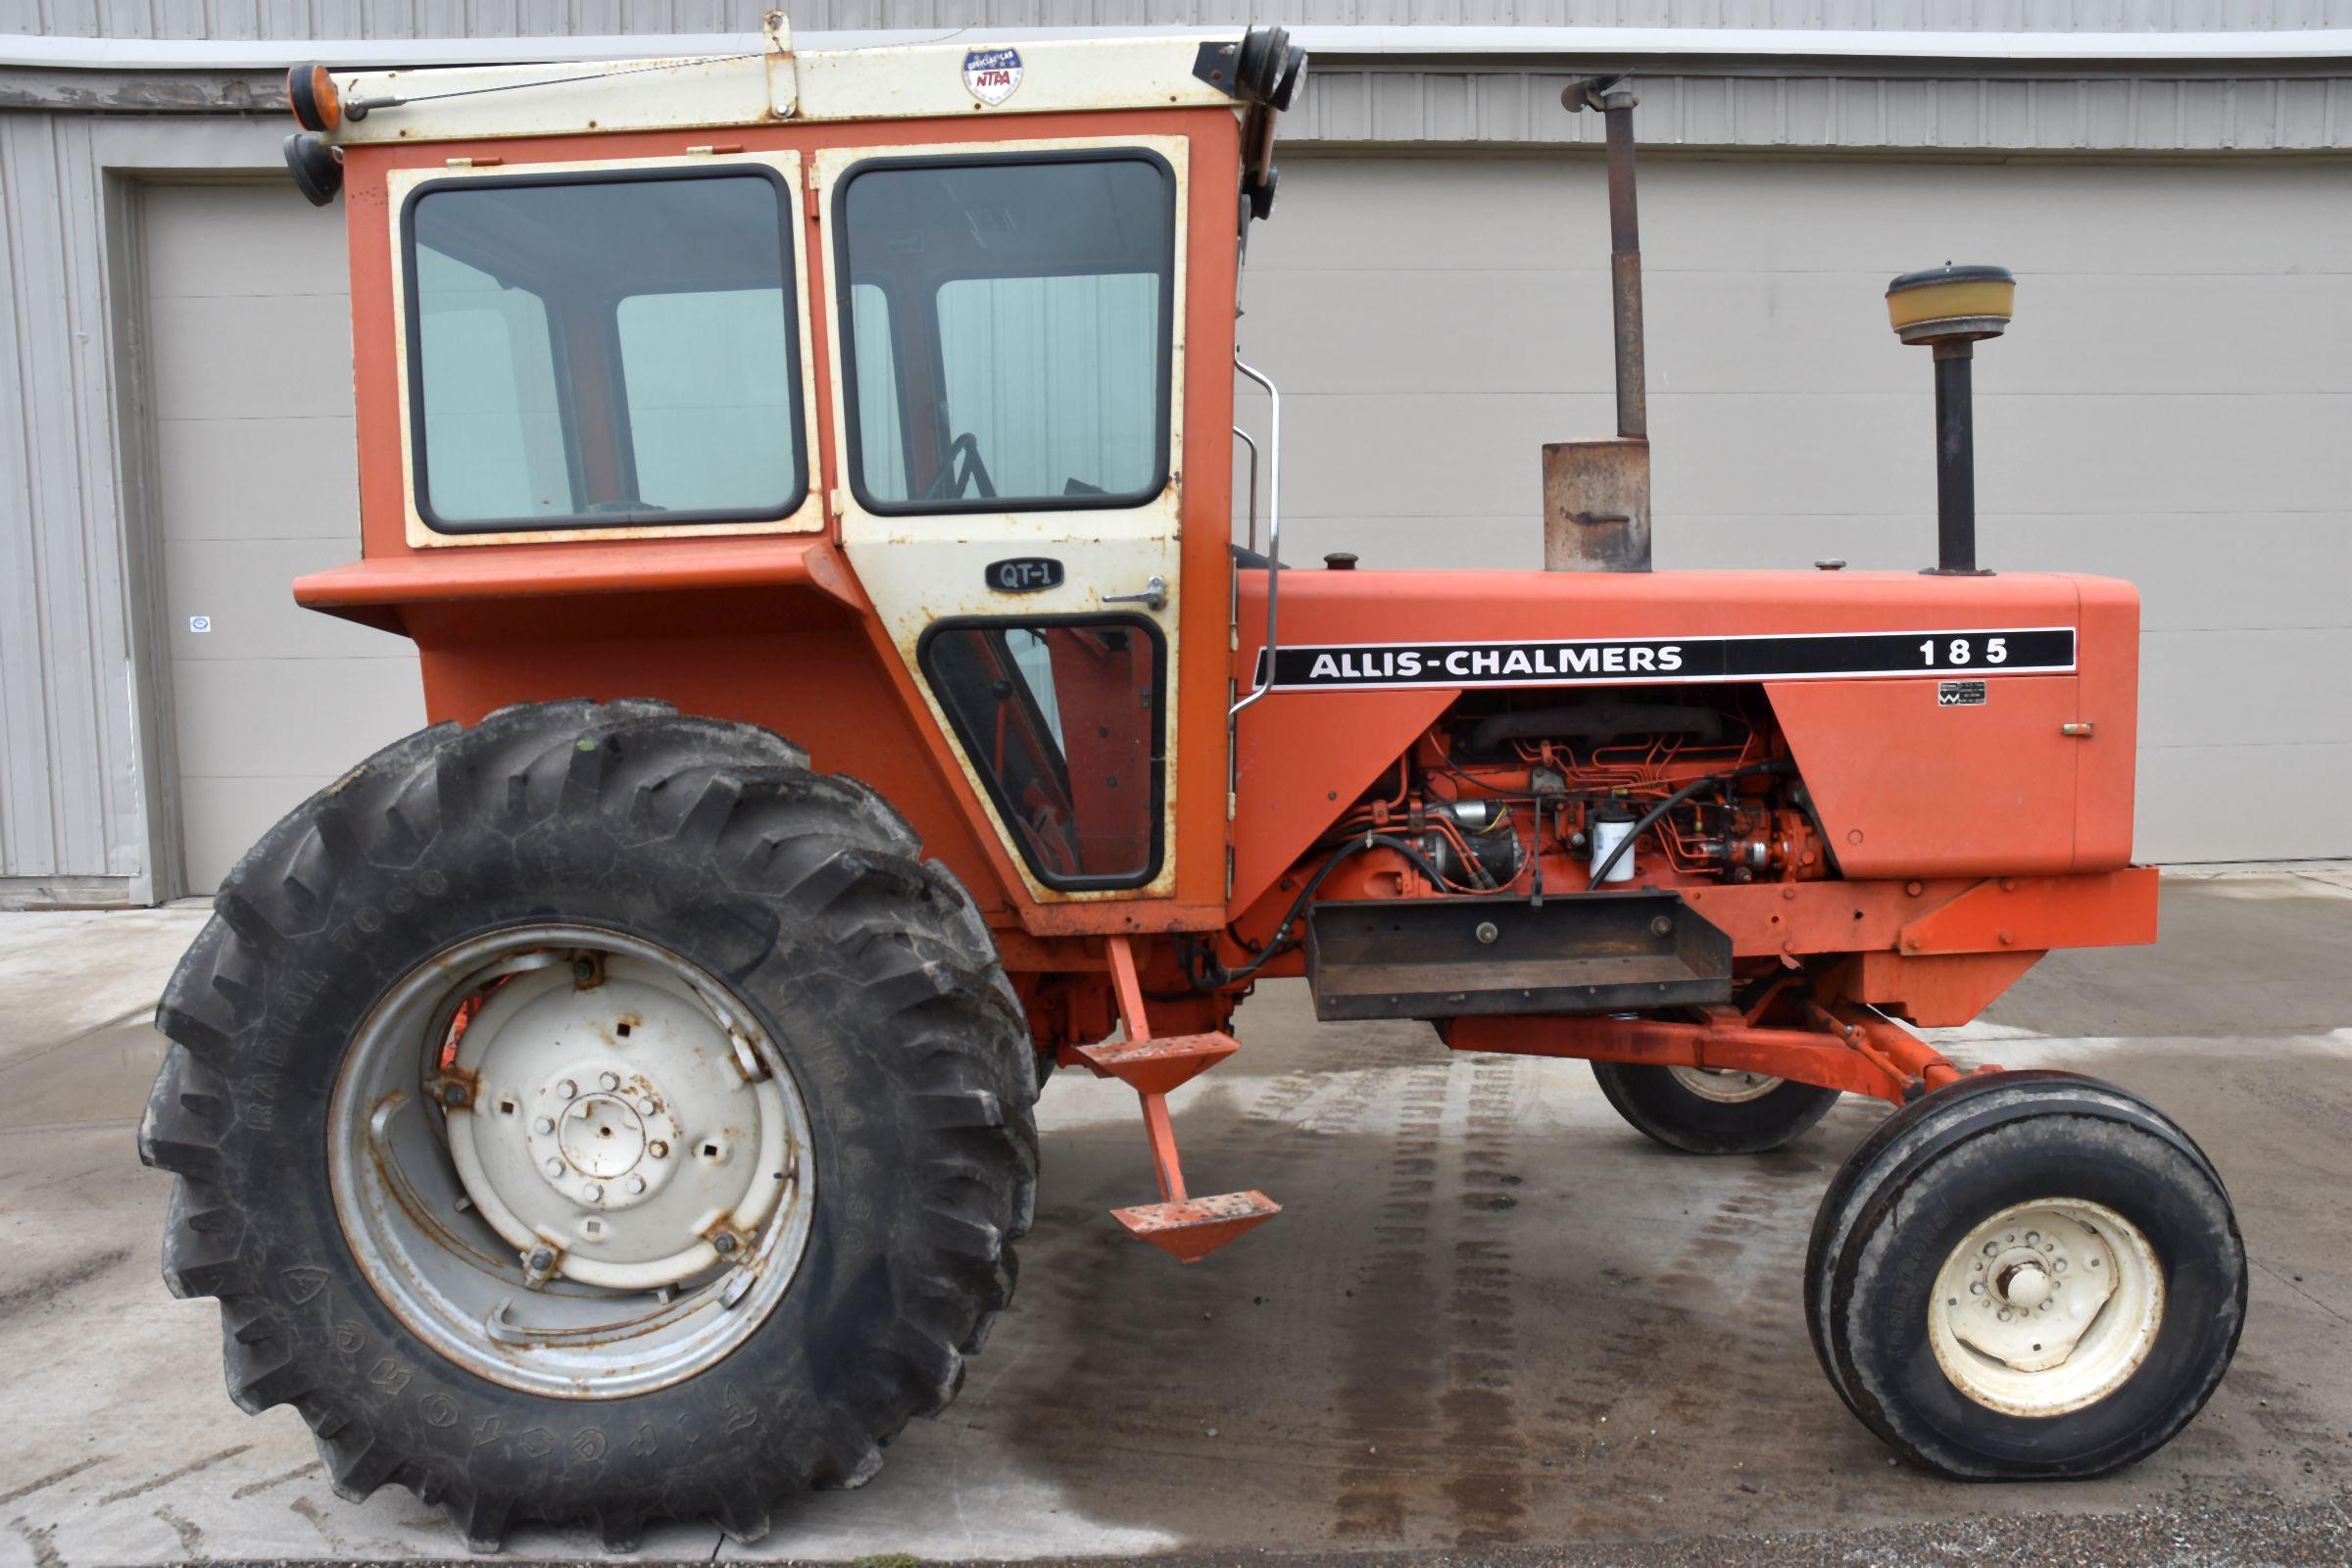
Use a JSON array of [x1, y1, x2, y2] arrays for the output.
[[287, 63, 343, 130]]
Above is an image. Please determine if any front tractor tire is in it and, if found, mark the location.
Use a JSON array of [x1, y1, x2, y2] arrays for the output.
[[1806, 1071, 2244, 1479], [138, 701, 1039, 1548], [1591, 1060, 1842, 1154]]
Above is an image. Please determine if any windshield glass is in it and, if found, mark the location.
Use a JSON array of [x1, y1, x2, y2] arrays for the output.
[[404, 169, 805, 531], [834, 154, 1174, 513]]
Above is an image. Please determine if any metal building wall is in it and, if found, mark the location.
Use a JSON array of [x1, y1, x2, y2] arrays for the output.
[[3, 4, 2350, 902], [0, 111, 155, 903]]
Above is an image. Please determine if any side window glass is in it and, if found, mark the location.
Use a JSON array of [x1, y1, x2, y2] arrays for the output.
[[615, 288, 795, 513], [846, 283, 907, 501], [415, 247, 570, 519], [920, 620, 1163, 889], [405, 169, 806, 531], [836, 154, 1175, 513], [935, 272, 1161, 502]]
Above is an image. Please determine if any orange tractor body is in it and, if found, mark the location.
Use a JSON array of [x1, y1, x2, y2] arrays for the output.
[[139, 26, 2240, 1544]]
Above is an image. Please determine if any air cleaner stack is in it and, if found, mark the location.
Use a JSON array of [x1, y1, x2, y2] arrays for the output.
[[1886, 263, 2016, 575]]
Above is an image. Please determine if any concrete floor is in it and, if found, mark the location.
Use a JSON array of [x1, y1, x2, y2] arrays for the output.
[[3, 867, 2349, 1566]]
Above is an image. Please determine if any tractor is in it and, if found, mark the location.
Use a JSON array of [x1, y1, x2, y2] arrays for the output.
[[141, 17, 2245, 1548]]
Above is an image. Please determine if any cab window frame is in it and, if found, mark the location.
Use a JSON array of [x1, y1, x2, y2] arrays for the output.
[[915, 612, 1168, 892], [829, 148, 1179, 518], [397, 162, 811, 536]]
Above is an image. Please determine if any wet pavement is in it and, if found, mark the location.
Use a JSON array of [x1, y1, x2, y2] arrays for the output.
[[3, 867, 2348, 1565]]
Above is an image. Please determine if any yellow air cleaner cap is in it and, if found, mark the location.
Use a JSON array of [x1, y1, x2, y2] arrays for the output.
[[1886, 263, 2015, 346]]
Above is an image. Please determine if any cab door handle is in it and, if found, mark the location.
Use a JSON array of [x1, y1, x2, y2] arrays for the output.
[[1102, 575, 1168, 612]]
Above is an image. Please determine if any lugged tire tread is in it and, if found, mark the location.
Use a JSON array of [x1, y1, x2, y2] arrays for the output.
[[143, 700, 1037, 1546]]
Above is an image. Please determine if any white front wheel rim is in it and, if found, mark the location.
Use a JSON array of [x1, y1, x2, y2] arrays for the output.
[[1928, 1198, 2163, 1417], [1667, 1065, 1783, 1104]]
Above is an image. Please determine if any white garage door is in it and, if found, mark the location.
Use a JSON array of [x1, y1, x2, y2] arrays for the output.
[[1243, 156, 2352, 862], [143, 183, 424, 893]]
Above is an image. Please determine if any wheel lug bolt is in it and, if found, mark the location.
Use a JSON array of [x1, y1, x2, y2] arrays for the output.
[[584, 1183, 604, 1201], [649, 1140, 668, 1159], [1998, 1307, 2013, 1321], [599, 1071, 620, 1092], [544, 1157, 564, 1178], [638, 1097, 658, 1115], [558, 1079, 577, 1100], [1983, 1243, 1998, 1256], [1970, 1281, 1985, 1295], [533, 1116, 555, 1134], [627, 1175, 647, 1195]]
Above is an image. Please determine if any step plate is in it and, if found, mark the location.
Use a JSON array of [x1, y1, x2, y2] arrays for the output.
[[1111, 1190, 1281, 1263], [1077, 1031, 1239, 1095]]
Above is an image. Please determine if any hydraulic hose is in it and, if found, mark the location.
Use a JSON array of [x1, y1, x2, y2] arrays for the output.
[[1198, 832, 1453, 989]]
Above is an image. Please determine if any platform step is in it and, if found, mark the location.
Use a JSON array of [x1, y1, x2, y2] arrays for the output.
[[1110, 1190, 1281, 1263], [1076, 1031, 1239, 1095]]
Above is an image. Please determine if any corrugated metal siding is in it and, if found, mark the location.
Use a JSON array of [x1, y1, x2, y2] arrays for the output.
[[1287, 66, 2352, 147], [22, 0, 2352, 36], [0, 112, 146, 888]]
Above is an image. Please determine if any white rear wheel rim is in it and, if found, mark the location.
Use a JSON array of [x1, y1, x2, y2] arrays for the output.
[[1928, 1198, 2163, 1417], [327, 925, 816, 1398]]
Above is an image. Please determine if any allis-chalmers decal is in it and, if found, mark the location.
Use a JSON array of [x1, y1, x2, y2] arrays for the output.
[[1259, 628, 2077, 692]]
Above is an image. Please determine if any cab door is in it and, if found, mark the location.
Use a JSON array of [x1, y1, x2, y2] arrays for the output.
[[815, 136, 1191, 902]]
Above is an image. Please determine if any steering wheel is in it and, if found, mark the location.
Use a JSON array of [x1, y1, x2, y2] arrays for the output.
[[923, 432, 998, 501]]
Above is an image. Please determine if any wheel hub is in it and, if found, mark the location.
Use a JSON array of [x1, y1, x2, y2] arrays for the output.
[[527, 1072, 679, 1208], [1928, 1198, 2161, 1415], [446, 959, 786, 1289]]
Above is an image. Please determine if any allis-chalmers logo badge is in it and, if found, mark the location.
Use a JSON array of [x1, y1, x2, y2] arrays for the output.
[[962, 47, 1024, 106]]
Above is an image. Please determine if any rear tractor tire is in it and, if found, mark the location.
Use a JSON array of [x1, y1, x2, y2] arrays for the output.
[[1806, 1070, 2244, 1478], [1591, 1060, 1842, 1154], [138, 700, 1039, 1548]]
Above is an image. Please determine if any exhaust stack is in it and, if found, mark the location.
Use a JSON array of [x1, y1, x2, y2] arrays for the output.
[[1544, 77, 1650, 573], [1886, 264, 2015, 576]]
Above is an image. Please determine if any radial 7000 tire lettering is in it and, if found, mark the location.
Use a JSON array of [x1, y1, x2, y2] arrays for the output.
[[137, 700, 1039, 1548]]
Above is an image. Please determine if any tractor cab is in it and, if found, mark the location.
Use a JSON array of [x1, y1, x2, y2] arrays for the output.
[[288, 17, 1298, 920]]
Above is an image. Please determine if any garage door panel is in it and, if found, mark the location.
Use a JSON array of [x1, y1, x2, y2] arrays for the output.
[[2137, 743, 2352, 862], [176, 774, 344, 896], [1286, 513, 1541, 572], [170, 658, 426, 784], [164, 537, 413, 664], [1250, 158, 1588, 273], [1280, 391, 1608, 520], [154, 414, 357, 543], [146, 290, 354, 421], [144, 180, 421, 895], [1675, 512, 2352, 638], [1245, 269, 1610, 394], [144, 184, 350, 298], [2139, 629, 2352, 749], [1642, 162, 2352, 278]]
